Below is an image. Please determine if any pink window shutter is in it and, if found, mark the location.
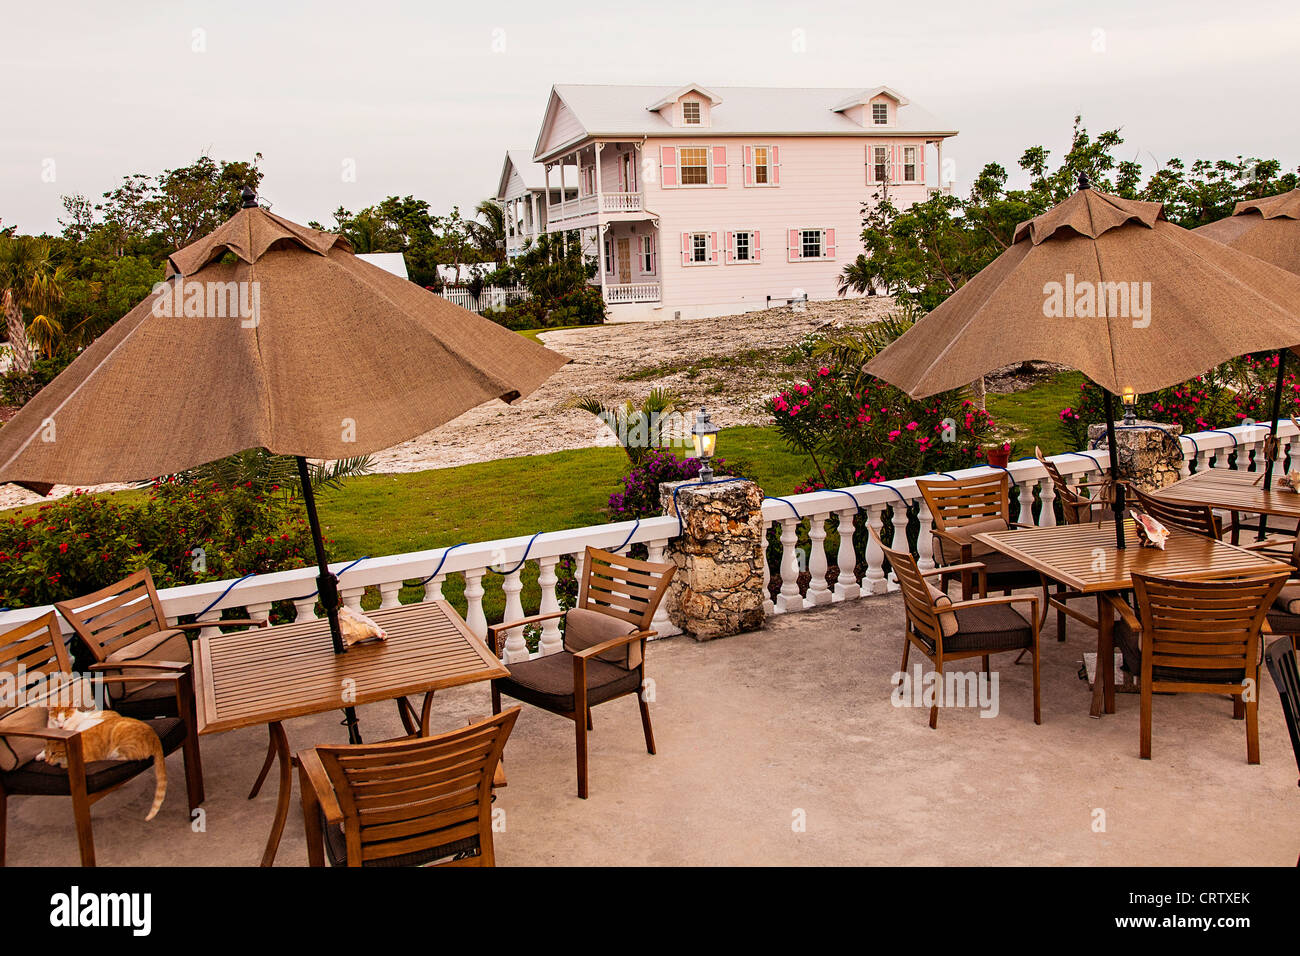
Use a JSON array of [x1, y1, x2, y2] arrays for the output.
[[744, 146, 753, 186], [892, 145, 901, 186], [918, 144, 926, 185], [725, 231, 734, 263], [788, 229, 800, 261], [865, 144, 872, 184], [662, 147, 678, 187], [825, 228, 836, 259], [771, 146, 780, 185], [710, 232, 719, 262], [681, 232, 691, 266], [753, 230, 762, 262], [712, 146, 727, 186]]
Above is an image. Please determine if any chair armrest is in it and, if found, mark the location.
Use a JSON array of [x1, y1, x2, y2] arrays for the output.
[[948, 594, 1040, 619], [919, 561, 986, 578], [95, 672, 182, 687], [931, 528, 969, 546], [487, 612, 564, 637], [1104, 594, 1141, 631], [1009, 522, 1036, 529], [571, 630, 654, 661], [0, 724, 79, 743], [296, 749, 344, 825], [171, 618, 269, 631], [89, 660, 189, 673]]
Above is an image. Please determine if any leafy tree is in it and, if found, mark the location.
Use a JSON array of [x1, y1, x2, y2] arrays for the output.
[[0, 236, 69, 373]]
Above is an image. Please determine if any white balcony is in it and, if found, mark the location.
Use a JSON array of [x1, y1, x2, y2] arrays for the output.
[[548, 191, 644, 227], [605, 281, 660, 304]]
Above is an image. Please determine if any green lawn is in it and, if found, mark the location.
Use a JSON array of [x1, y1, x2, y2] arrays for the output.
[[985, 371, 1083, 458]]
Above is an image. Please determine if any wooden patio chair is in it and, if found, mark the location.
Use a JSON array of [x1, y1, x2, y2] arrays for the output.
[[55, 569, 268, 791], [0, 611, 202, 866], [489, 546, 675, 799], [1263, 638, 1300, 865], [298, 708, 519, 867], [916, 472, 1051, 630], [876, 530, 1041, 730], [1108, 569, 1289, 763], [1034, 451, 1109, 642]]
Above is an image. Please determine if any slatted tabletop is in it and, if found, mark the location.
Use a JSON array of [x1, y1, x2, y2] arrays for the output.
[[1150, 467, 1300, 519], [194, 601, 508, 734], [974, 520, 1288, 593]]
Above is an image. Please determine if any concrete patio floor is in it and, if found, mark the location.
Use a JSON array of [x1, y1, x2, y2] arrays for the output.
[[6, 591, 1298, 866]]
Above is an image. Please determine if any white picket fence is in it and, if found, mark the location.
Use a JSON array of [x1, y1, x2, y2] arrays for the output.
[[2, 421, 1293, 665], [439, 285, 530, 315]]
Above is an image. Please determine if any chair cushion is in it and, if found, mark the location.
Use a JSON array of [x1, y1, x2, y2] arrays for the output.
[[913, 602, 1033, 655], [0, 706, 48, 772], [0, 717, 184, 795], [104, 629, 190, 705], [496, 651, 643, 714], [932, 516, 1008, 564], [321, 813, 481, 867], [1274, 585, 1300, 617], [564, 607, 640, 669], [1114, 619, 1246, 684], [924, 583, 959, 637]]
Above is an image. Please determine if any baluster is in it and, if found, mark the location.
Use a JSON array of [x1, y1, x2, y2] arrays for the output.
[[833, 508, 860, 602], [292, 596, 318, 623], [1016, 479, 1037, 527], [1197, 445, 1213, 473], [915, 497, 935, 572], [760, 522, 774, 616], [340, 587, 364, 612], [889, 502, 909, 590], [776, 517, 802, 613], [864, 505, 887, 595], [500, 566, 528, 662], [1037, 476, 1056, 527], [245, 602, 272, 627], [646, 539, 680, 637], [422, 573, 445, 604], [195, 611, 223, 640], [378, 581, 402, 610], [804, 514, 831, 607], [1176, 440, 1192, 480], [536, 555, 564, 655], [462, 569, 488, 641]]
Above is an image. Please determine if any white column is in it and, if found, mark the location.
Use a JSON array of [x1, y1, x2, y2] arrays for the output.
[[915, 497, 935, 572], [804, 515, 831, 607], [776, 517, 802, 613], [501, 567, 528, 663], [543, 165, 551, 238], [864, 505, 887, 594], [378, 581, 402, 609], [833, 508, 860, 602], [646, 539, 680, 637], [463, 569, 487, 640], [889, 504, 908, 590], [761, 521, 775, 616]]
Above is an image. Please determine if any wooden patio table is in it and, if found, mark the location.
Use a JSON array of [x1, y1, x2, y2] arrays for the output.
[[193, 600, 508, 866], [974, 520, 1287, 718], [1150, 467, 1300, 540]]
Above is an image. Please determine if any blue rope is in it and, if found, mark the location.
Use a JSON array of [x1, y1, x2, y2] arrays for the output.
[[195, 554, 370, 620], [609, 518, 641, 553], [488, 532, 541, 576], [822, 489, 863, 512], [763, 495, 802, 520], [419, 542, 467, 586]]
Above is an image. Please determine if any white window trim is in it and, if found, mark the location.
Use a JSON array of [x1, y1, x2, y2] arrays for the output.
[[726, 229, 762, 265], [868, 145, 890, 185], [745, 144, 779, 188], [681, 100, 702, 126], [902, 145, 918, 183], [641, 234, 657, 275], [790, 227, 835, 262], [683, 231, 718, 267], [871, 102, 890, 126]]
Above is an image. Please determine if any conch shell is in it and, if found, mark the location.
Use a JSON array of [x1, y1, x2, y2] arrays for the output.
[[338, 605, 388, 647], [1132, 511, 1169, 550], [1278, 471, 1300, 493]]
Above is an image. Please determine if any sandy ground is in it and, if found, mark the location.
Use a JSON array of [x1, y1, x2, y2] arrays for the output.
[[0, 298, 896, 509]]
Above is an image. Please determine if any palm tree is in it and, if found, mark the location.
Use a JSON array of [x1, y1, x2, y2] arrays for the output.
[[26, 314, 63, 359], [467, 200, 506, 263], [0, 237, 68, 374], [837, 254, 880, 297], [566, 388, 683, 465]]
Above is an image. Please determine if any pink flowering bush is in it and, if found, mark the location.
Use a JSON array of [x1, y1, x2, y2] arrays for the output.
[[769, 361, 998, 489]]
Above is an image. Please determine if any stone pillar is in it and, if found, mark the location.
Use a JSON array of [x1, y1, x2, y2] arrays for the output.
[[1087, 420, 1184, 492], [659, 478, 765, 641]]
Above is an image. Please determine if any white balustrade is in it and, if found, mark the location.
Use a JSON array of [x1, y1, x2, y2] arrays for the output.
[[7, 424, 1289, 660]]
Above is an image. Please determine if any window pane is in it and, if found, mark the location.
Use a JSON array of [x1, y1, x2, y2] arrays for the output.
[[735, 232, 750, 260], [692, 233, 708, 262], [872, 103, 888, 124], [801, 230, 821, 258], [680, 147, 709, 185], [683, 102, 701, 124]]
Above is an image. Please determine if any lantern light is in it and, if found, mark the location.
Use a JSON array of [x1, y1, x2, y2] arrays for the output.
[[692, 406, 720, 482]]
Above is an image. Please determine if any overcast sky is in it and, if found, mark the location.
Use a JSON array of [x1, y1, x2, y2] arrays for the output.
[[3, 0, 1298, 235]]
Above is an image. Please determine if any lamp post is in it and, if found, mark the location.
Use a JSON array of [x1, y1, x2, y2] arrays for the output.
[[1121, 387, 1138, 425], [692, 406, 719, 482]]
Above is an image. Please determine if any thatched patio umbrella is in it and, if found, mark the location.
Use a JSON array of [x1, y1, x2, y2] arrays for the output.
[[865, 177, 1300, 548], [0, 189, 568, 739], [1194, 188, 1300, 494]]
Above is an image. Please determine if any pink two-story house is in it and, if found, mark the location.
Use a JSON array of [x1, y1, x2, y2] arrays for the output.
[[530, 83, 958, 320]]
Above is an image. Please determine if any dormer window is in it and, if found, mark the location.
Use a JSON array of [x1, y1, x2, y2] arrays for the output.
[[872, 102, 889, 125], [682, 101, 702, 125]]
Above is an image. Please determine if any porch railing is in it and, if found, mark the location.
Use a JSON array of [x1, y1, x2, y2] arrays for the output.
[[440, 285, 530, 315], [600, 191, 643, 213], [3, 421, 1293, 664], [605, 282, 660, 304]]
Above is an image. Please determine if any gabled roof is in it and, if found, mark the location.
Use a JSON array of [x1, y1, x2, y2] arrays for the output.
[[645, 84, 723, 112], [496, 149, 578, 199], [533, 84, 956, 161], [832, 86, 910, 112]]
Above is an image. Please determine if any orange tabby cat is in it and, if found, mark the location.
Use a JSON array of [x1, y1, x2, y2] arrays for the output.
[[39, 708, 166, 820]]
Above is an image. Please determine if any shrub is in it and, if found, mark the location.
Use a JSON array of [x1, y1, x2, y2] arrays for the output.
[[488, 232, 604, 329], [0, 480, 317, 609], [0, 353, 75, 407], [607, 450, 756, 520]]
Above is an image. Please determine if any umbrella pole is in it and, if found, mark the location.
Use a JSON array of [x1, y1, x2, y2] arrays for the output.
[[1103, 391, 1126, 550], [1258, 348, 1288, 539], [296, 456, 362, 744]]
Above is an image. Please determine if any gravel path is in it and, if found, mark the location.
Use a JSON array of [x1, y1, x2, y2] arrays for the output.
[[0, 297, 896, 509]]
